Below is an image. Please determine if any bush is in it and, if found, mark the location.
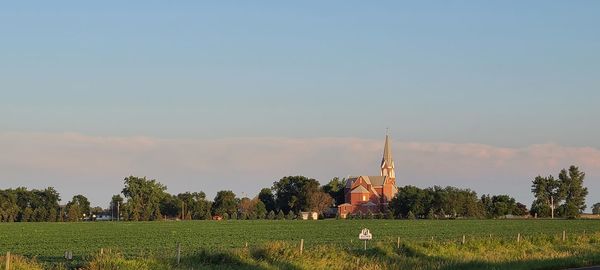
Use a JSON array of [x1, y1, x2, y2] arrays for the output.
[[426, 209, 436, 220], [286, 211, 296, 220], [276, 210, 285, 220], [267, 210, 275, 220]]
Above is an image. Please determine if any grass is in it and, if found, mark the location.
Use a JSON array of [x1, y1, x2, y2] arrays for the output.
[[1, 219, 599, 269]]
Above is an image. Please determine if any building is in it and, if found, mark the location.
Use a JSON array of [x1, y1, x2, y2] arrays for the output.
[[337, 135, 398, 218]]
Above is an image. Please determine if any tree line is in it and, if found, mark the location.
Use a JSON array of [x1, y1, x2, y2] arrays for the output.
[[0, 165, 592, 222]]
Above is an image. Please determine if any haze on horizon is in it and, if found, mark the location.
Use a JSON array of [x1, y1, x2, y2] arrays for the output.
[[1, 2, 599, 208]]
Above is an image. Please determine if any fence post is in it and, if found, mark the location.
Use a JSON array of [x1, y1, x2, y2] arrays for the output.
[[176, 243, 181, 266], [300, 239, 304, 255], [563, 230, 566, 242], [397, 237, 400, 249], [462, 235, 466, 245], [5, 251, 10, 270], [517, 233, 521, 243], [100, 248, 104, 255]]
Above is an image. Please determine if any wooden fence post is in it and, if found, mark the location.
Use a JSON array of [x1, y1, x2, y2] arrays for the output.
[[300, 239, 304, 255], [563, 230, 566, 242], [517, 233, 521, 243], [176, 243, 181, 266], [462, 235, 466, 245], [397, 237, 400, 249], [5, 251, 10, 270]]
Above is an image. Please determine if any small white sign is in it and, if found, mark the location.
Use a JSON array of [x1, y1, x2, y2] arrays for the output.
[[359, 228, 372, 240]]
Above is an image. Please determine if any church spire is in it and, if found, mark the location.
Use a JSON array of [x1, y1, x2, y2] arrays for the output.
[[381, 133, 395, 178]]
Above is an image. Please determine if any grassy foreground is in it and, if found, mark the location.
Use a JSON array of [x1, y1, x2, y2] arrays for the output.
[[1, 219, 600, 269]]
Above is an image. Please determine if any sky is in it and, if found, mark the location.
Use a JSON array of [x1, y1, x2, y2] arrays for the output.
[[1, 2, 599, 208]]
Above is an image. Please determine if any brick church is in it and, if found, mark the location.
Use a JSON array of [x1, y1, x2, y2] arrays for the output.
[[337, 135, 398, 218]]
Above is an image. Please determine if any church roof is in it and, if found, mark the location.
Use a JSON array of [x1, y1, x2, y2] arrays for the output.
[[347, 176, 387, 187], [350, 186, 369, 193], [365, 176, 386, 186]]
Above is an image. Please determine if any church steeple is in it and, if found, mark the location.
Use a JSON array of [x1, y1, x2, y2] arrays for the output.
[[380, 134, 395, 179]]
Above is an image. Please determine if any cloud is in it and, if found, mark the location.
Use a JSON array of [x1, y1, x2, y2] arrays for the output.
[[0, 132, 599, 209]]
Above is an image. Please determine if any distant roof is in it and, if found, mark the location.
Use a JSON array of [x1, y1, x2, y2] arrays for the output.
[[351, 186, 369, 193]]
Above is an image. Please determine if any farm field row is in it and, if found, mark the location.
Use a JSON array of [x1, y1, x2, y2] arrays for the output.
[[0, 219, 599, 265]]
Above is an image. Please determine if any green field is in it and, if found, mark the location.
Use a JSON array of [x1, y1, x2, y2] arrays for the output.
[[1, 219, 600, 269]]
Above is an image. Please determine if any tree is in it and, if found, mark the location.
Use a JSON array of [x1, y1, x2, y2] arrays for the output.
[[238, 197, 254, 217], [212, 190, 238, 216], [66, 195, 90, 222], [390, 185, 484, 219], [110, 195, 124, 220], [121, 176, 167, 221], [389, 186, 431, 218], [272, 176, 321, 214], [159, 194, 180, 219], [482, 194, 518, 218], [0, 190, 19, 222], [530, 175, 563, 218], [322, 177, 346, 206], [307, 190, 333, 215], [514, 202, 528, 217], [258, 188, 276, 212], [592, 203, 600, 215], [177, 192, 211, 220], [558, 166, 588, 219], [254, 200, 267, 219]]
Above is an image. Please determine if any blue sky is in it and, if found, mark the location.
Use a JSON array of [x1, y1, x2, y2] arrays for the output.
[[1, 2, 599, 206]]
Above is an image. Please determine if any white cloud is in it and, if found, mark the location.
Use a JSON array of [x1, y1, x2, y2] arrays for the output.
[[0, 132, 598, 209]]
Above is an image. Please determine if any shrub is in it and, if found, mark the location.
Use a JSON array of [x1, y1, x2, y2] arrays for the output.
[[276, 210, 285, 220]]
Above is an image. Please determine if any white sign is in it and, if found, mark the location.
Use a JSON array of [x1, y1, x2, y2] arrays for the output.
[[359, 228, 372, 240]]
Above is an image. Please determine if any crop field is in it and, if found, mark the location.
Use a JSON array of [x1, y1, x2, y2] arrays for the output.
[[1, 219, 600, 269]]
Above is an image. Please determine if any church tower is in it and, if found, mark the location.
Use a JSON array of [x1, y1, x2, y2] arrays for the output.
[[380, 134, 395, 179]]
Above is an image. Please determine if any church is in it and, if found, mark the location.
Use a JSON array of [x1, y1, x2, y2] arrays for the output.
[[337, 135, 398, 218]]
